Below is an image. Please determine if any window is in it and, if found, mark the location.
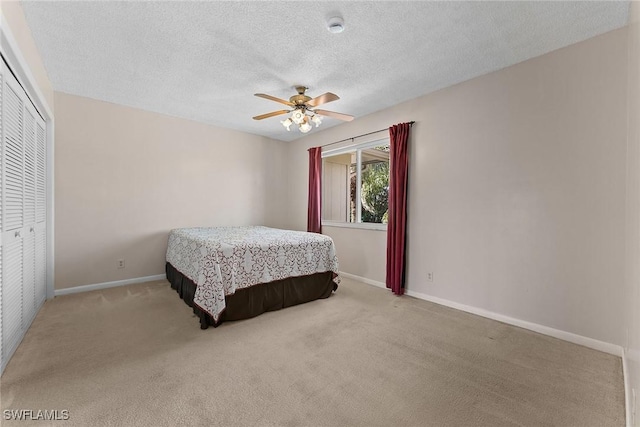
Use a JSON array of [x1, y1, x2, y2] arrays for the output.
[[322, 139, 390, 229]]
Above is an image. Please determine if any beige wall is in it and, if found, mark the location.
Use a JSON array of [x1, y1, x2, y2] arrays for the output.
[[54, 92, 288, 289], [625, 1, 640, 424], [323, 226, 386, 283], [0, 0, 54, 111], [287, 28, 628, 347]]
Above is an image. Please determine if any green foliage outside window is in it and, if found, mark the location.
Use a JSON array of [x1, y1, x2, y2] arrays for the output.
[[360, 161, 389, 223]]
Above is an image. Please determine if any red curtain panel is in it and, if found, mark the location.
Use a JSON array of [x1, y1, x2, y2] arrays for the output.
[[307, 147, 322, 233], [386, 123, 411, 295]]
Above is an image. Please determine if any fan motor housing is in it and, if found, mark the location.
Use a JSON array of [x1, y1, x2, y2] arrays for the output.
[[290, 86, 311, 105], [290, 94, 311, 105]]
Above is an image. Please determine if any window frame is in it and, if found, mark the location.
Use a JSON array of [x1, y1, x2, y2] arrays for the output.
[[321, 138, 390, 232]]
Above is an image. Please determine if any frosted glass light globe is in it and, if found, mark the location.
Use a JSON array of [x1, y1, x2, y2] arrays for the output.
[[299, 121, 312, 133], [281, 118, 293, 131], [291, 110, 306, 124]]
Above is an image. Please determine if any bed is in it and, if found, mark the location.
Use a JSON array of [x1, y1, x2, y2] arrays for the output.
[[165, 226, 340, 328]]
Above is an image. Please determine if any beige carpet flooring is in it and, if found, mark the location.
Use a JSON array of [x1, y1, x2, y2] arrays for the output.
[[0, 277, 625, 426]]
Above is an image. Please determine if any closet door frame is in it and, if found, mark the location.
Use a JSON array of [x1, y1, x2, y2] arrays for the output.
[[1, 15, 54, 302]]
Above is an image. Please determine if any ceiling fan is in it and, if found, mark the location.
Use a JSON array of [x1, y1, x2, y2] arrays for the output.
[[253, 86, 354, 133]]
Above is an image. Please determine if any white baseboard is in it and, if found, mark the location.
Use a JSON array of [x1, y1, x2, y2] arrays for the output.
[[405, 288, 623, 357], [339, 271, 623, 357], [339, 271, 386, 289], [54, 274, 166, 297]]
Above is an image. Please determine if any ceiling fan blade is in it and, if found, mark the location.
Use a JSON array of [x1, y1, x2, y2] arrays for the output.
[[306, 92, 340, 107], [252, 110, 290, 120], [313, 109, 354, 122], [254, 93, 294, 106]]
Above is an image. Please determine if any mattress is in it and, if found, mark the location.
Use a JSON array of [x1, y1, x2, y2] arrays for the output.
[[166, 226, 340, 322]]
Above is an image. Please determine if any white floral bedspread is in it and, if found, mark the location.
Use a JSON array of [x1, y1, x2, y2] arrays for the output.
[[166, 226, 340, 322]]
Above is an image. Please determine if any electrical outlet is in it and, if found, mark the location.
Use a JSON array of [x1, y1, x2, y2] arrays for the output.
[[427, 272, 434, 282], [117, 259, 125, 269]]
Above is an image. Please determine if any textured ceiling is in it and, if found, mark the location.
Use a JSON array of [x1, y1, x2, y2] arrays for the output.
[[22, 1, 629, 142]]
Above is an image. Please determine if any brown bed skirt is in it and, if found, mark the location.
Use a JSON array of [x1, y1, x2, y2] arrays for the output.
[[165, 262, 338, 329]]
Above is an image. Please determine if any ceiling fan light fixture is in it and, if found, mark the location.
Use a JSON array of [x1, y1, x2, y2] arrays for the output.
[[281, 117, 293, 131], [253, 87, 353, 134], [299, 121, 312, 133], [311, 114, 322, 127], [291, 109, 306, 124]]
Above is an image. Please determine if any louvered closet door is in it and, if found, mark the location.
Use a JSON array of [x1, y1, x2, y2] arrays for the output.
[[22, 104, 36, 328], [2, 62, 25, 363], [0, 54, 48, 374], [0, 62, 4, 365], [35, 119, 45, 306]]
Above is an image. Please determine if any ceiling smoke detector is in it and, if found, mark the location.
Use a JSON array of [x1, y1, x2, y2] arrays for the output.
[[327, 16, 345, 34]]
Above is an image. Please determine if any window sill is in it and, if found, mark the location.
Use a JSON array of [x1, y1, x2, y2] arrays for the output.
[[322, 221, 388, 231]]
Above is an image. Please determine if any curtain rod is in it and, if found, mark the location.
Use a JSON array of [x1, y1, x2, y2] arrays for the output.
[[320, 121, 415, 148]]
